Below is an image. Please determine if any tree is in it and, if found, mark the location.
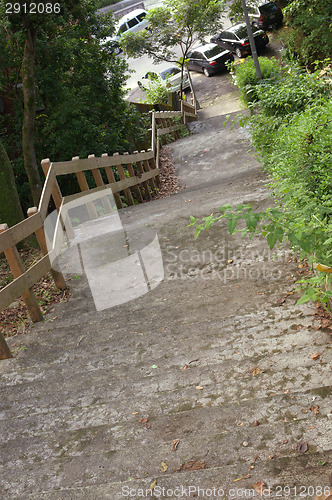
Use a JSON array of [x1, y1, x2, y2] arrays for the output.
[[0, 1, 144, 209], [121, 0, 226, 96], [0, 139, 24, 227]]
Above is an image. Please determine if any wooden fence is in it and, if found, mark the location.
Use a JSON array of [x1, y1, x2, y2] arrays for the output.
[[0, 103, 197, 359]]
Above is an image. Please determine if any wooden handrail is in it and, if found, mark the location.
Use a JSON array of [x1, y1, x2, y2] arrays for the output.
[[0, 99, 197, 359]]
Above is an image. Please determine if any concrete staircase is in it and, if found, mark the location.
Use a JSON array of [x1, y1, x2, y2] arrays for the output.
[[1, 112, 331, 499]]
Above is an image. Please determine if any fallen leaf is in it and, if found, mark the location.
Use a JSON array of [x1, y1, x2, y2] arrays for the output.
[[172, 439, 180, 451], [152, 365, 158, 369], [148, 479, 157, 494], [161, 461, 168, 472], [178, 460, 206, 471], [244, 474, 252, 479], [238, 422, 246, 427], [252, 367, 260, 377], [276, 297, 286, 304], [310, 405, 320, 414], [283, 440, 288, 444], [196, 386, 203, 390], [317, 460, 326, 466], [252, 481, 267, 496], [296, 441, 308, 453], [315, 494, 332, 500], [138, 418, 148, 424], [146, 423, 151, 429], [310, 352, 321, 360]]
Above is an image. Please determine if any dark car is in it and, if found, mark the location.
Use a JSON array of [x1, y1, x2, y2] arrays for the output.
[[248, 1, 283, 30], [210, 23, 269, 59], [186, 43, 234, 77]]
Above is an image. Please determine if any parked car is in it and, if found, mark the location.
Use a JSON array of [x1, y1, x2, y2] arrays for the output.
[[138, 67, 190, 93], [247, 1, 283, 30], [108, 8, 149, 53], [186, 44, 234, 77], [210, 23, 269, 59]]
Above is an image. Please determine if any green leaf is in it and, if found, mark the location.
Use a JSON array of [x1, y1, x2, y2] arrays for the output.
[[228, 218, 238, 235]]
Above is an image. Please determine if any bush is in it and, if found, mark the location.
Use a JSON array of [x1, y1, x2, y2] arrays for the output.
[[232, 56, 282, 105]]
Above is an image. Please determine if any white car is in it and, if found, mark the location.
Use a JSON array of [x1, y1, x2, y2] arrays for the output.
[[138, 67, 190, 94], [107, 8, 149, 53]]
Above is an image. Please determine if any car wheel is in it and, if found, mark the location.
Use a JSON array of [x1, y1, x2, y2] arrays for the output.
[[203, 67, 211, 77], [235, 47, 243, 58]]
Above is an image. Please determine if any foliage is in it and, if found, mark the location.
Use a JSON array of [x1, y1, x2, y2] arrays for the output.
[[231, 56, 282, 105], [281, 0, 332, 68], [140, 75, 170, 105], [120, 0, 226, 95], [190, 61, 332, 306], [0, 0, 147, 209]]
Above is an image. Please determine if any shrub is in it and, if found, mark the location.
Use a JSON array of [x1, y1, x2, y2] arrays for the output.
[[232, 56, 282, 105]]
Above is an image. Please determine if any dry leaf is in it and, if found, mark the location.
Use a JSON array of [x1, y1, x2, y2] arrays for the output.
[[138, 418, 148, 424], [238, 422, 246, 427], [283, 440, 288, 444], [252, 367, 260, 377], [310, 352, 321, 360], [178, 460, 206, 471], [296, 441, 308, 453], [196, 386, 203, 390], [148, 479, 157, 494], [315, 494, 332, 500], [172, 439, 180, 451], [310, 405, 320, 415], [161, 461, 168, 472], [252, 481, 267, 496]]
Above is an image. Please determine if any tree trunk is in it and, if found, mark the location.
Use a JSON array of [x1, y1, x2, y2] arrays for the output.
[[21, 22, 42, 206], [0, 140, 24, 227]]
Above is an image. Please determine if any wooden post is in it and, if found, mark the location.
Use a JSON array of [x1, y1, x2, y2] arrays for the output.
[[41, 159, 63, 211], [141, 152, 157, 192], [113, 153, 134, 206], [123, 152, 143, 204], [0, 224, 43, 323], [73, 156, 99, 220], [41, 158, 75, 240], [88, 154, 113, 214], [102, 154, 123, 210], [134, 152, 150, 201], [27, 207, 67, 290], [148, 150, 160, 186], [0, 332, 12, 360]]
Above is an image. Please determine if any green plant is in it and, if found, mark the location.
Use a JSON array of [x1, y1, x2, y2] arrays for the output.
[[190, 60, 332, 308], [231, 56, 282, 105]]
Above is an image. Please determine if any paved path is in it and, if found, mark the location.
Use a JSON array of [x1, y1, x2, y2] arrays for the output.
[[1, 91, 332, 499]]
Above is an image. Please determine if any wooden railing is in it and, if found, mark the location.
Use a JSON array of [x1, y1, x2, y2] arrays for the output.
[[0, 104, 197, 359]]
